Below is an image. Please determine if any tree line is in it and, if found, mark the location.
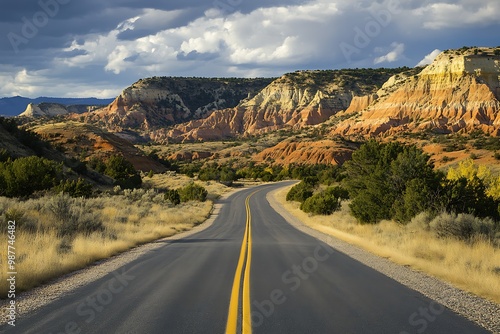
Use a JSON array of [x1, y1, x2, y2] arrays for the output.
[[287, 141, 500, 241]]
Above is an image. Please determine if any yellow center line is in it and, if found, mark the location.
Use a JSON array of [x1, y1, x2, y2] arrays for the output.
[[226, 192, 256, 334], [242, 196, 252, 334]]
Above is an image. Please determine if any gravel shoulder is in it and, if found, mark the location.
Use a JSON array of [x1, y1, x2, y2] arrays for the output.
[[267, 188, 500, 334]]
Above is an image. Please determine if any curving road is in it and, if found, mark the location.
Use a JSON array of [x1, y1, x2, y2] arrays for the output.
[[1, 182, 490, 333]]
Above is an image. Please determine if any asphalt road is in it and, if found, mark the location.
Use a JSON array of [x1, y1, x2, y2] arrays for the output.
[[1, 182, 491, 334]]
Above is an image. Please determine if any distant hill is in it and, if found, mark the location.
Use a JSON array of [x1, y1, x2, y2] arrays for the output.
[[82, 71, 411, 143], [0, 96, 114, 117], [85, 77, 274, 131]]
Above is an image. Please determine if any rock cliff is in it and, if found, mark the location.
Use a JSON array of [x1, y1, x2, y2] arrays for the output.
[[152, 68, 408, 142], [86, 77, 273, 131], [254, 139, 357, 165], [334, 47, 500, 136]]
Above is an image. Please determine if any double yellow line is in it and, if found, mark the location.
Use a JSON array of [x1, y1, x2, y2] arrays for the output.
[[226, 193, 255, 334]]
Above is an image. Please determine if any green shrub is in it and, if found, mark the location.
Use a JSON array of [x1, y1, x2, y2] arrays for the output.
[[442, 177, 498, 220], [344, 141, 442, 224], [104, 155, 142, 189], [261, 172, 274, 182], [220, 168, 237, 186], [324, 186, 349, 200], [55, 179, 93, 198], [88, 157, 106, 173], [393, 179, 438, 223], [0, 156, 61, 197], [302, 176, 319, 187], [198, 165, 220, 181], [300, 188, 345, 215], [178, 183, 208, 202], [164, 189, 181, 206], [199, 163, 238, 186], [286, 182, 313, 203]]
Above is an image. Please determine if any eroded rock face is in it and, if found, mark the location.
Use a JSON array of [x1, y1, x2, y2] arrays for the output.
[[334, 48, 500, 137], [152, 69, 402, 142], [254, 139, 356, 165], [85, 77, 273, 131]]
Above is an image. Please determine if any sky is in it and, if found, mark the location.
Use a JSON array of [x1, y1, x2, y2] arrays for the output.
[[0, 0, 499, 98]]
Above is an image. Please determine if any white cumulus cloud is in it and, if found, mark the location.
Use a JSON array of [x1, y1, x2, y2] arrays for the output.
[[374, 43, 405, 64], [416, 49, 441, 67]]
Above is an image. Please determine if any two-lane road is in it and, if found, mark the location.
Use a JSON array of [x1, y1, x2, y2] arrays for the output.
[[1, 183, 490, 333]]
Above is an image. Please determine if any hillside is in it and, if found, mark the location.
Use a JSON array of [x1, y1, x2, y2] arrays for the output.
[[333, 47, 500, 137], [151, 68, 415, 142], [255, 138, 358, 165], [20, 103, 102, 118], [32, 122, 167, 173], [83, 77, 273, 131], [0, 123, 36, 158], [0, 96, 113, 117]]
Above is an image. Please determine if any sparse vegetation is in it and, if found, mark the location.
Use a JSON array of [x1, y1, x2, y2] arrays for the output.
[[276, 187, 500, 303], [0, 117, 50, 154], [0, 177, 214, 296], [429, 212, 497, 244]]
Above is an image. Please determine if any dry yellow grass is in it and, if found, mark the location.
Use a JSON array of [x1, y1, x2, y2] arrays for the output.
[[275, 187, 500, 304], [143, 172, 230, 200], [0, 193, 212, 296]]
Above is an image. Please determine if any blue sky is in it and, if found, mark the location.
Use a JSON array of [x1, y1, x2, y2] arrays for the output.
[[1, 0, 499, 98]]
